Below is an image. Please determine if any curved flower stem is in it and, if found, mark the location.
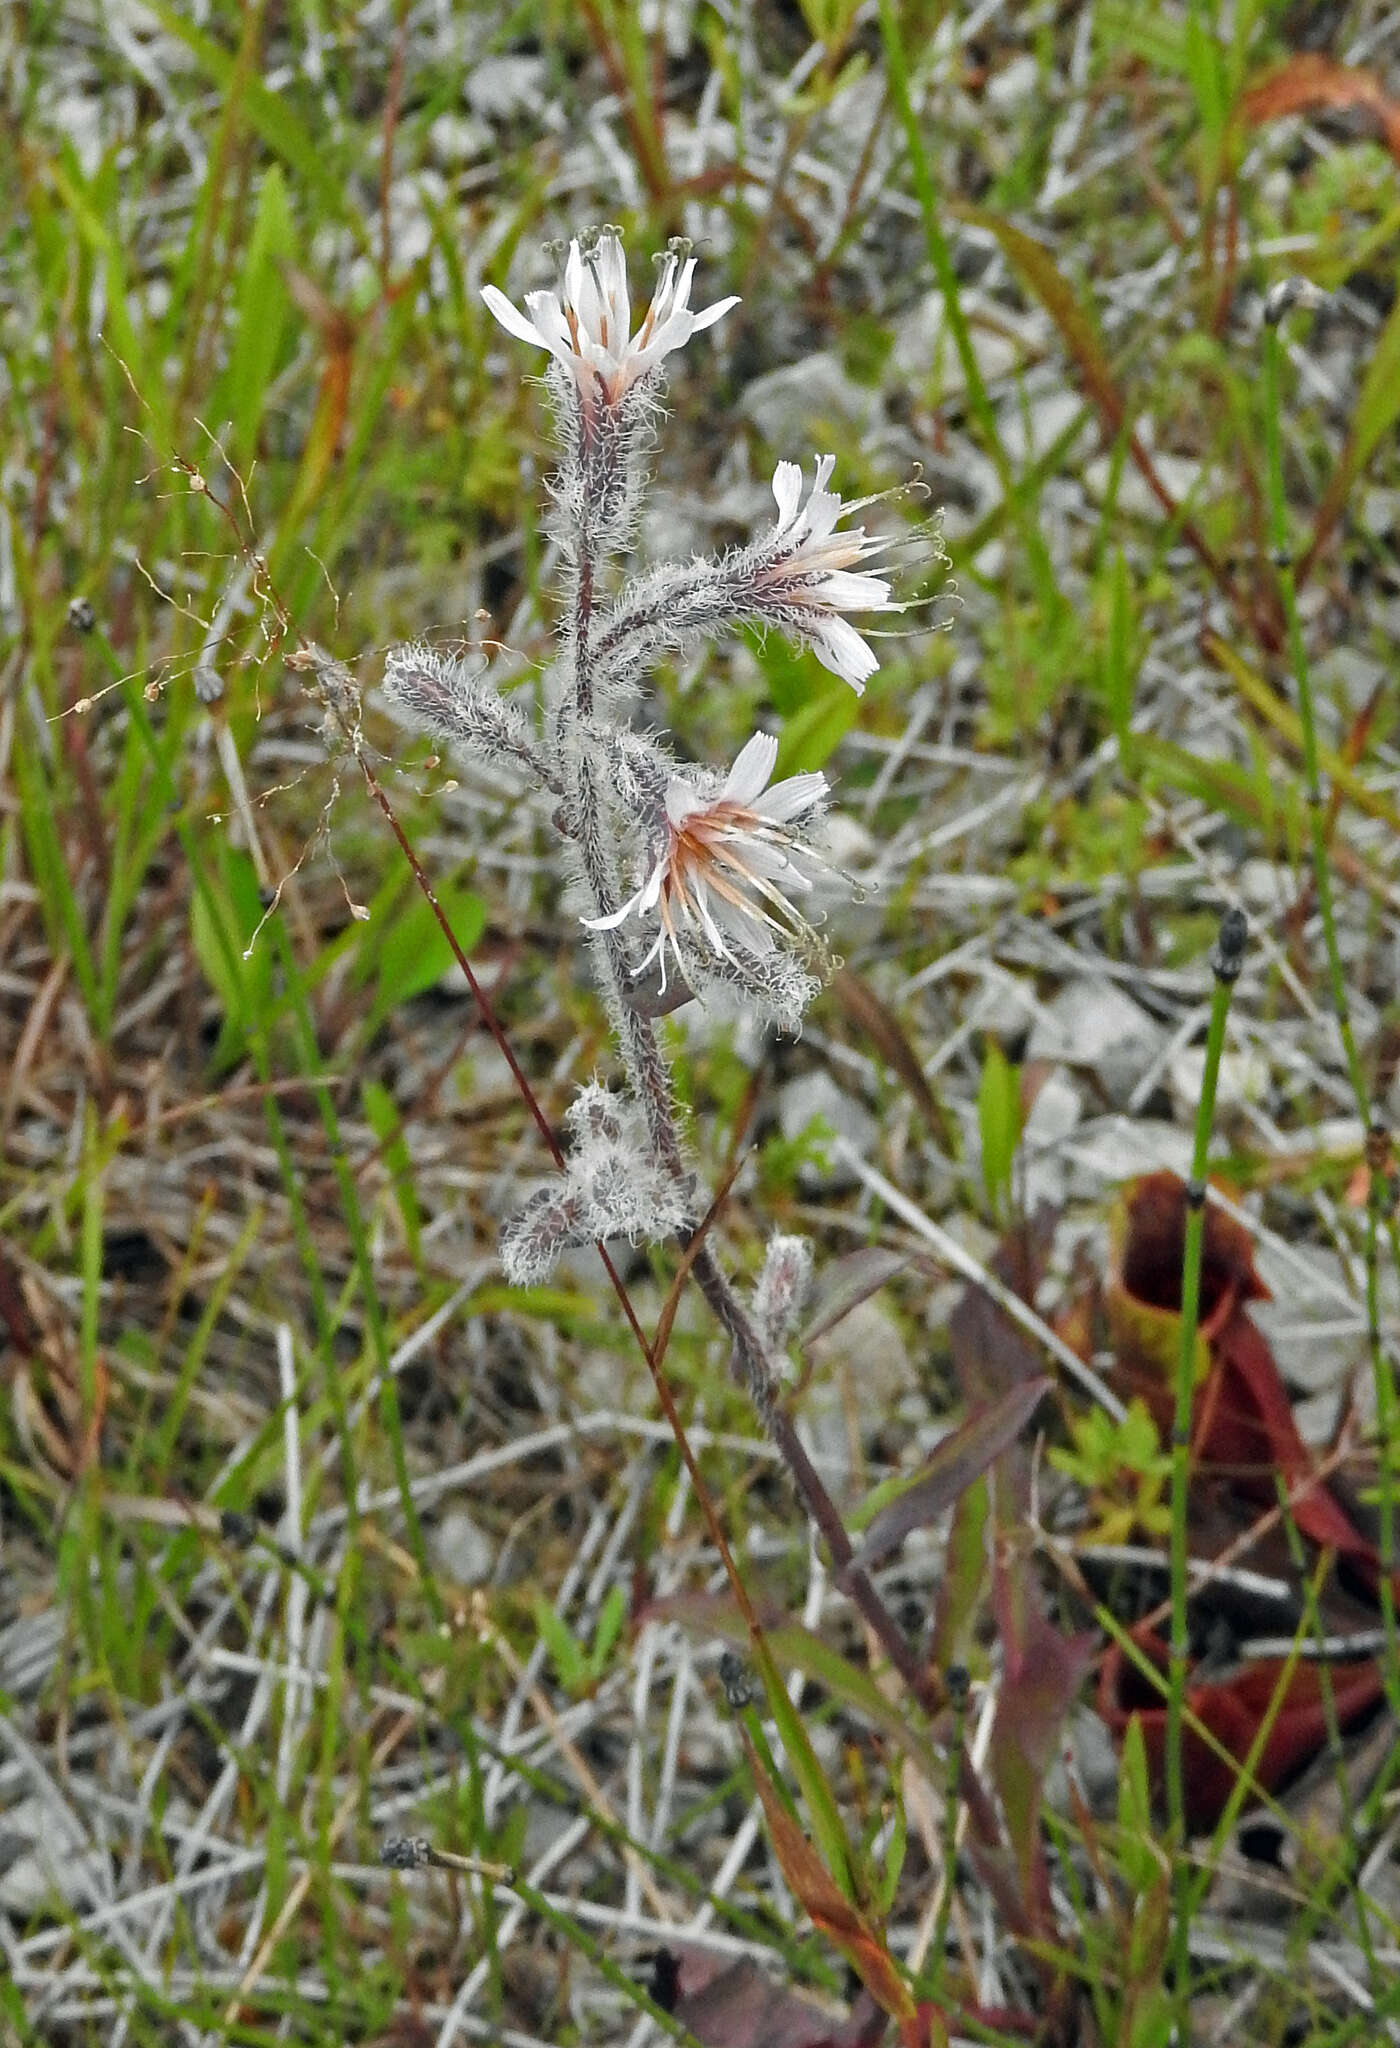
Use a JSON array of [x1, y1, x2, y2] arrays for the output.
[[1166, 906, 1245, 2034], [548, 388, 1015, 1924]]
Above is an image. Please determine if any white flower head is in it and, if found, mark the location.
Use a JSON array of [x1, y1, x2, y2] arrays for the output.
[[752, 455, 900, 693], [482, 228, 739, 411], [584, 731, 830, 1022]]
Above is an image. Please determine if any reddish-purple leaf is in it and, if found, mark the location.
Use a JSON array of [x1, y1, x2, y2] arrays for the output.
[[801, 1247, 908, 1347], [1099, 1622, 1384, 1831], [988, 1563, 1097, 1902], [849, 1379, 1050, 1575], [946, 1208, 1057, 1406], [665, 1950, 888, 2048]]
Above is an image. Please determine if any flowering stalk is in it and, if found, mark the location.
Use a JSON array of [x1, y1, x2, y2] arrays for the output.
[[387, 228, 949, 1709]]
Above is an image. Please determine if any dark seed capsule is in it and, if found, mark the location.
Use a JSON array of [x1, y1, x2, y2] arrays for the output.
[[718, 1649, 755, 1711], [380, 1833, 431, 1869], [67, 596, 96, 633], [1212, 905, 1248, 982], [648, 1948, 682, 2014]]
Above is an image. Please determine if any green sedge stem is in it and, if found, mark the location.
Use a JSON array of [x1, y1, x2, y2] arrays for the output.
[[1166, 907, 1245, 2030], [875, 0, 1059, 612]]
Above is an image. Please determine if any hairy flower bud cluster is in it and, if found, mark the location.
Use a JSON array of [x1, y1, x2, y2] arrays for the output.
[[742, 457, 900, 692], [482, 228, 738, 417], [751, 1233, 814, 1354], [499, 1085, 695, 1286], [382, 642, 549, 784], [484, 228, 739, 551]]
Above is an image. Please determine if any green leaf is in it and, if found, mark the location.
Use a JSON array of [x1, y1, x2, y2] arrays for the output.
[[929, 1476, 990, 1672], [227, 164, 296, 463], [1182, 8, 1228, 146], [360, 882, 486, 1031], [141, 2, 351, 220], [533, 1599, 586, 1692], [652, 1596, 945, 1790], [875, 1792, 907, 1916], [776, 680, 861, 777], [753, 627, 861, 773], [977, 1039, 1022, 1216], [361, 1078, 423, 1263], [589, 1584, 628, 1679], [1116, 1716, 1165, 1893], [1100, 548, 1135, 748], [13, 724, 100, 1020], [188, 844, 274, 1067]]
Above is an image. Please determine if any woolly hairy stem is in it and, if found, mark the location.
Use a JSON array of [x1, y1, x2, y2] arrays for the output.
[[556, 378, 949, 1756], [685, 1235, 948, 1715], [561, 434, 679, 1177], [573, 554, 597, 717], [593, 559, 724, 666]]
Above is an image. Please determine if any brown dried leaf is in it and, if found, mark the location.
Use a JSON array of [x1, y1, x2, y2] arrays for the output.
[[743, 1735, 917, 2027], [1241, 53, 1400, 164]]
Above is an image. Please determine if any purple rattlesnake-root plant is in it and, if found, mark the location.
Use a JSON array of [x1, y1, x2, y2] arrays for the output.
[[383, 227, 925, 1453]]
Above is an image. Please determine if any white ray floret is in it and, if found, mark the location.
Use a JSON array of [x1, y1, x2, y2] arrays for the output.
[[583, 732, 828, 994], [754, 455, 900, 692], [481, 229, 738, 409]]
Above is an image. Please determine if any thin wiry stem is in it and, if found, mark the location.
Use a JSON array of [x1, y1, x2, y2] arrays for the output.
[[1166, 906, 1244, 2035]]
